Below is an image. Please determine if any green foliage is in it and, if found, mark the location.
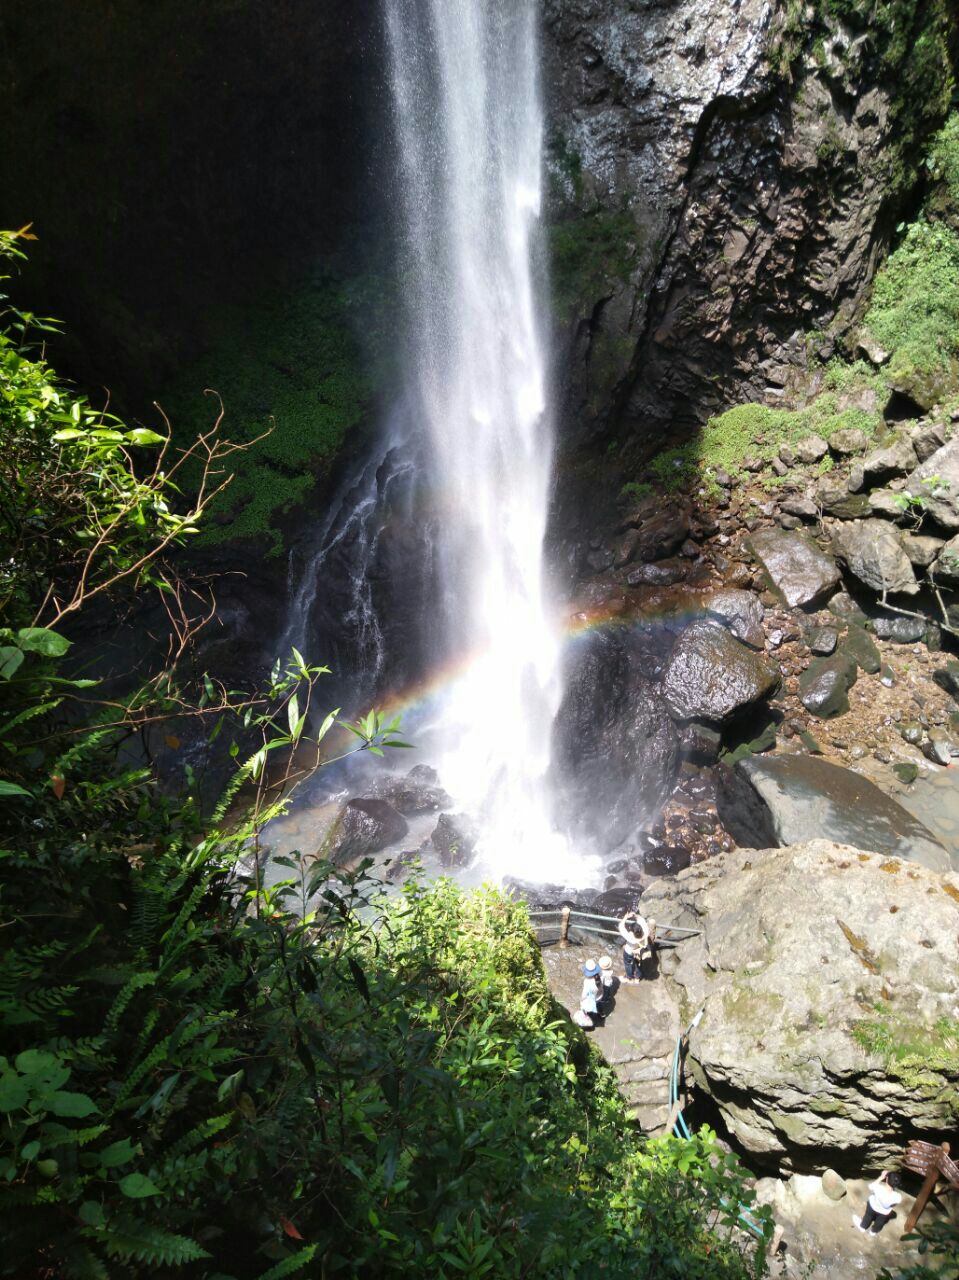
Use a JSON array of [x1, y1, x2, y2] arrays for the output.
[[163, 271, 391, 556], [877, 1217, 959, 1280], [863, 219, 959, 399], [549, 210, 641, 315], [850, 1014, 959, 1102]]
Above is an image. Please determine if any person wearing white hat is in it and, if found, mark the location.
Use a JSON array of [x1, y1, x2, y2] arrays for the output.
[[598, 955, 615, 1014]]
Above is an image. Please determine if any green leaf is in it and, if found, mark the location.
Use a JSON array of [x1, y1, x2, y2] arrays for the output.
[[126, 428, 165, 446], [36, 1158, 59, 1178], [0, 1074, 28, 1111], [78, 1200, 106, 1227], [20, 1140, 40, 1161], [119, 1171, 162, 1198], [16, 627, 71, 657], [49, 1091, 98, 1118], [0, 780, 32, 799], [51, 427, 85, 441], [97, 1138, 136, 1168], [0, 646, 24, 679], [287, 693, 299, 737]]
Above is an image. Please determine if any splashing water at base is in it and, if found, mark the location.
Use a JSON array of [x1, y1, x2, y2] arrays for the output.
[[385, 0, 595, 883]]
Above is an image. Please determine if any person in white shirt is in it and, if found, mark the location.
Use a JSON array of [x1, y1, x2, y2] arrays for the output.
[[853, 1170, 902, 1235], [572, 959, 602, 1029], [618, 910, 650, 984], [597, 955, 615, 1013]]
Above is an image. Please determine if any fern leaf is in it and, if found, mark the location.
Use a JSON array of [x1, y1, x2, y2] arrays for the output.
[[256, 1245, 317, 1280]]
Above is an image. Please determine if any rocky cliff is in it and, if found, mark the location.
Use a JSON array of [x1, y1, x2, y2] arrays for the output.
[[543, 0, 955, 448]]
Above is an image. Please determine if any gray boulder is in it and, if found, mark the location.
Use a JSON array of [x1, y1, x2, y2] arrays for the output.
[[636, 506, 691, 562], [794, 434, 829, 464], [779, 496, 819, 521], [701, 588, 765, 648], [910, 419, 946, 463], [798, 653, 857, 718], [371, 764, 451, 815], [427, 812, 478, 867], [871, 614, 926, 643], [322, 798, 409, 867], [867, 489, 907, 520], [662, 621, 779, 724], [716, 754, 951, 872], [903, 435, 959, 530], [805, 626, 838, 655], [828, 428, 868, 456], [815, 482, 871, 519], [831, 519, 918, 595], [627, 561, 687, 587], [860, 434, 917, 484], [641, 843, 959, 1169], [842, 623, 881, 674], [900, 531, 945, 567], [750, 529, 841, 609]]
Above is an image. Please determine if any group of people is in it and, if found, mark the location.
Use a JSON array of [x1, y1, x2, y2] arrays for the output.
[[573, 909, 652, 1030]]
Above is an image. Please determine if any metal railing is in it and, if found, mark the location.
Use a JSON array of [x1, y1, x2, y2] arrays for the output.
[[526, 906, 702, 948]]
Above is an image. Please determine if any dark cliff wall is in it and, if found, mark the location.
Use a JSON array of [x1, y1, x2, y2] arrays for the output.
[[0, 0, 383, 404], [543, 0, 956, 453]]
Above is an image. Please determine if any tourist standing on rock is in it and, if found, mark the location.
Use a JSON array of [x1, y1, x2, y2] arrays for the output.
[[853, 1170, 903, 1235], [598, 955, 615, 1013], [618, 910, 650, 984], [573, 959, 602, 1029]]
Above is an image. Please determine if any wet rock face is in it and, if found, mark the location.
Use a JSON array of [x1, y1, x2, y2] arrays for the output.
[[641, 843, 959, 1170], [322, 798, 409, 868], [427, 813, 478, 868], [662, 620, 780, 723], [371, 764, 451, 816], [542, 0, 935, 443], [749, 530, 840, 609], [551, 628, 680, 852], [716, 754, 951, 873], [831, 519, 919, 596], [798, 653, 857, 719]]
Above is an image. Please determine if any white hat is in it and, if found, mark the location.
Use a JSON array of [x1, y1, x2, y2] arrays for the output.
[[599, 955, 613, 970]]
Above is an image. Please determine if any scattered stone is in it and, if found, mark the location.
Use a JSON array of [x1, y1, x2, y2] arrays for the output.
[[679, 539, 701, 558], [871, 614, 925, 643], [428, 812, 478, 867], [614, 527, 644, 567], [372, 765, 451, 815], [771, 457, 789, 477], [322, 798, 409, 867], [680, 721, 722, 766], [643, 845, 692, 877], [847, 463, 866, 493], [860, 435, 918, 484], [805, 626, 838, 656], [794, 434, 829, 464], [714, 467, 733, 488], [900, 532, 945, 567], [798, 728, 823, 754], [900, 721, 923, 745], [662, 621, 780, 724], [903, 435, 959, 530], [701, 588, 765, 648], [779, 496, 819, 520], [750, 528, 841, 609], [742, 456, 763, 472], [821, 1170, 847, 1202], [637, 507, 691, 561], [778, 445, 795, 467], [880, 666, 895, 688], [716, 754, 950, 871], [765, 629, 784, 649], [798, 653, 858, 718], [585, 547, 614, 573], [816, 483, 870, 519], [924, 732, 955, 766], [843, 624, 882, 674], [868, 489, 907, 520], [857, 334, 890, 365], [829, 428, 868, 457], [627, 562, 687, 587], [910, 419, 946, 463], [893, 761, 919, 784], [779, 514, 802, 530], [826, 591, 866, 624], [831, 519, 919, 595]]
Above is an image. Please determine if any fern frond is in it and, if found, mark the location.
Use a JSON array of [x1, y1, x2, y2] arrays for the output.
[[256, 1245, 318, 1280], [82, 1216, 210, 1267]]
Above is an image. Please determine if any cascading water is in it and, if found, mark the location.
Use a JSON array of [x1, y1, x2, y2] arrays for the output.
[[385, 0, 591, 882]]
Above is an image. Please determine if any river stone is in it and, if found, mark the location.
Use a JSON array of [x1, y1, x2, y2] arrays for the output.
[[871, 615, 925, 643], [701, 588, 765, 648], [828, 428, 868, 456], [867, 489, 907, 520], [842, 623, 881, 674], [827, 590, 867, 623], [816, 482, 871, 519], [371, 764, 451, 815], [798, 653, 857, 718], [910, 419, 946, 462], [805, 626, 838, 655], [552, 628, 679, 851], [716, 754, 950, 872], [821, 1170, 847, 1201], [749, 529, 841, 609], [779, 496, 819, 520], [794, 434, 828, 464], [899, 531, 944, 567], [323, 798, 409, 867], [831, 519, 918, 596], [636, 506, 691, 562], [662, 621, 780, 724], [428, 812, 478, 867], [903, 435, 959, 530], [641, 843, 959, 1170], [627, 561, 687, 587]]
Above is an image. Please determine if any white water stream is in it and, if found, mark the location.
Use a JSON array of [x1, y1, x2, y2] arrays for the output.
[[385, 0, 589, 882]]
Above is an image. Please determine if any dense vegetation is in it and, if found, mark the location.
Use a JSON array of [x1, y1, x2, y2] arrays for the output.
[[0, 228, 772, 1278]]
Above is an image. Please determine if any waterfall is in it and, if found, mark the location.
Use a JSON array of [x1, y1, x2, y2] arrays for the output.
[[385, 0, 588, 882]]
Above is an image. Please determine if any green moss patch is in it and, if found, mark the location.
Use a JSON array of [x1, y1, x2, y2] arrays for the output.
[[549, 209, 641, 315]]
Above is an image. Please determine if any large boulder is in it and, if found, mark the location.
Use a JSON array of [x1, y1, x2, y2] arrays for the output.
[[552, 628, 680, 852], [716, 754, 951, 873], [321, 798, 409, 868], [831, 519, 918, 596], [662, 621, 779, 724], [749, 529, 841, 609], [700, 588, 765, 648], [640, 843, 959, 1170], [903, 435, 959, 530], [859, 434, 917, 484], [371, 764, 451, 815], [426, 812, 478, 867]]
